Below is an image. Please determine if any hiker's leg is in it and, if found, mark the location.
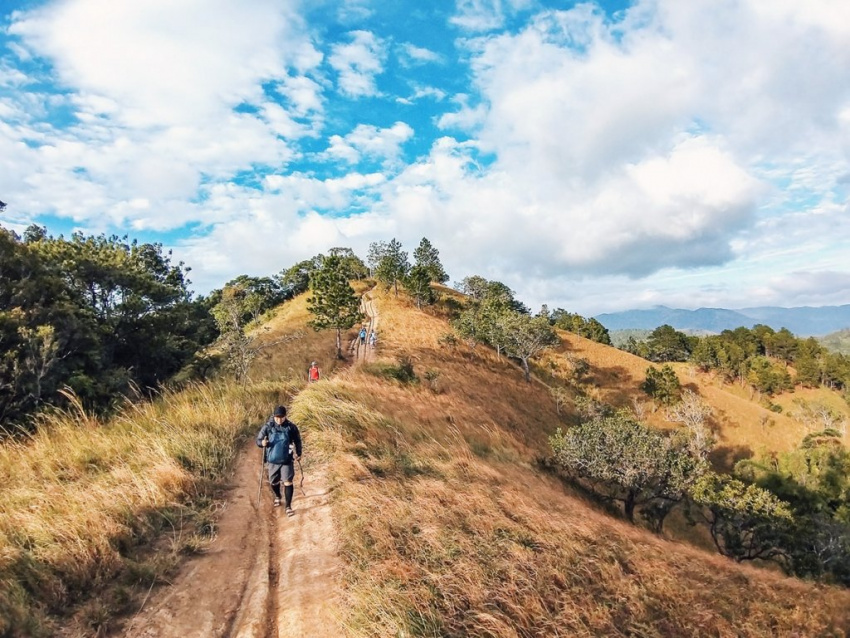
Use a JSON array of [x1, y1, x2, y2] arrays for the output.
[[282, 464, 295, 508], [268, 464, 282, 498]]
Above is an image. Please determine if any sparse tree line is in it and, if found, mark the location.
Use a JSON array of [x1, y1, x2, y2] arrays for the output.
[[622, 323, 850, 400], [0, 227, 455, 426], [550, 394, 850, 585], [447, 280, 612, 382], [3, 218, 617, 425]]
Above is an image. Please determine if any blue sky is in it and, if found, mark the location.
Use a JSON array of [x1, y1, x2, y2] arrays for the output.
[[1, 0, 849, 315]]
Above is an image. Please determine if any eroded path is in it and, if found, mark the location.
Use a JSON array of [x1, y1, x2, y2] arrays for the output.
[[116, 294, 382, 637], [350, 289, 378, 363], [117, 442, 342, 638]]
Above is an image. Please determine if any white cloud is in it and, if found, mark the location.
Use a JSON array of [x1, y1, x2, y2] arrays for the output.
[[397, 85, 447, 105], [322, 121, 413, 166], [336, 0, 374, 24], [9, 0, 316, 127], [0, 62, 29, 86], [451, 0, 506, 32], [421, 0, 850, 294], [263, 171, 385, 209], [398, 43, 442, 66], [755, 271, 850, 306], [3, 0, 318, 230], [171, 180, 392, 293], [328, 30, 385, 98], [437, 95, 487, 132], [274, 75, 325, 118]]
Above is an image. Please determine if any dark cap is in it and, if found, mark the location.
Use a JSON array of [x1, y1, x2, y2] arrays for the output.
[[273, 405, 287, 417]]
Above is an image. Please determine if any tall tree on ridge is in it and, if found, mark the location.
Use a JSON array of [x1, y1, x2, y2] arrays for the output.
[[403, 264, 434, 309], [412, 237, 448, 283], [366, 240, 388, 278], [307, 255, 363, 358], [375, 238, 409, 296]]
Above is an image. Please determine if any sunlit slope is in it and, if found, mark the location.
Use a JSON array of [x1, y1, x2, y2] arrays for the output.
[[280, 286, 850, 637], [551, 329, 850, 468]]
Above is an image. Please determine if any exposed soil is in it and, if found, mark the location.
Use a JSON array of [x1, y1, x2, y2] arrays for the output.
[[350, 290, 378, 363], [111, 291, 383, 637], [115, 443, 342, 638]]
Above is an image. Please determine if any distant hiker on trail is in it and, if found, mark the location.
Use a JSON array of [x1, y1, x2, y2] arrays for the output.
[[359, 326, 367, 346], [256, 405, 303, 516], [308, 361, 320, 383], [369, 330, 377, 349]]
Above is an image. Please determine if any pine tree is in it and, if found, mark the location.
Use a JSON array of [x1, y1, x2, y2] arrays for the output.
[[412, 237, 448, 283], [307, 255, 363, 358], [375, 238, 409, 296]]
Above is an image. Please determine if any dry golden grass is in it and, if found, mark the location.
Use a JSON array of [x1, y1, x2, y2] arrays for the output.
[[4, 283, 850, 636], [0, 322, 314, 635], [292, 286, 850, 637], [0, 285, 362, 635]]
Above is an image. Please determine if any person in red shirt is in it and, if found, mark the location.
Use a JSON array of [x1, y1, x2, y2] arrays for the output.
[[308, 361, 320, 383]]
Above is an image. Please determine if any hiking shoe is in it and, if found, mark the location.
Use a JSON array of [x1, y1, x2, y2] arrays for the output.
[[285, 507, 294, 517], [273, 498, 281, 507]]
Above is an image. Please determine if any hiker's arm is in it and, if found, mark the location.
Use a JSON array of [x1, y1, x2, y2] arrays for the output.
[[293, 426, 303, 458], [256, 424, 268, 447]]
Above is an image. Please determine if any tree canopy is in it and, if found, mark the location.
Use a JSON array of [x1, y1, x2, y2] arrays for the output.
[[306, 254, 363, 358], [1, 225, 215, 428], [551, 411, 707, 528], [412, 237, 448, 284]]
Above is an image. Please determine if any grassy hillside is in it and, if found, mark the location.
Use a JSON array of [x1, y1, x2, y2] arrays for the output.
[[821, 328, 850, 354], [553, 332, 850, 468], [2, 283, 849, 636], [291, 287, 850, 636], [0, 292, 345, 636]]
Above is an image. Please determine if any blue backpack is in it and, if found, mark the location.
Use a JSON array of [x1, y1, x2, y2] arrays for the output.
[[266, 423, 295, 464]]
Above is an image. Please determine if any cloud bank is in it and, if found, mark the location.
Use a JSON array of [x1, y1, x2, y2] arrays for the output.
[[1, 0, 848, 313]]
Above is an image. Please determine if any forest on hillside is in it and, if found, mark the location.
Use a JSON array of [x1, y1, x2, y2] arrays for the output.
[[0, 227, 448, 429], [0, 224, 313, 429], [620, 324, 850, 402]]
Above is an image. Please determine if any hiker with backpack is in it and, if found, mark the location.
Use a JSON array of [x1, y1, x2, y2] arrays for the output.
[[359, 326, 367, 346], [369, 330, 377, 349], [256, 405, 303, 516], [307, 361, 320, 383]]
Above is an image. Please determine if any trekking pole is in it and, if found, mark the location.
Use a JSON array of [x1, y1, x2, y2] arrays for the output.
[[297, 456, 306, 496], [257, 444, 267, 507], [291, 443, 306, 496]]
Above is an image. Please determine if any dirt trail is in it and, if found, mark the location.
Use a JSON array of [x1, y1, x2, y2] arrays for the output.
[[350, 290, 378, 363], [115, 294, 381, 637], [116, 443, 342, 638]]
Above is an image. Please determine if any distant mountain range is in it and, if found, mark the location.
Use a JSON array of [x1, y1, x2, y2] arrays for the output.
[[594, 305, 850, 337]]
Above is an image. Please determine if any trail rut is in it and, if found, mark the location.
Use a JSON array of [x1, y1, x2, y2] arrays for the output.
[[117, 443, 342, 638]]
